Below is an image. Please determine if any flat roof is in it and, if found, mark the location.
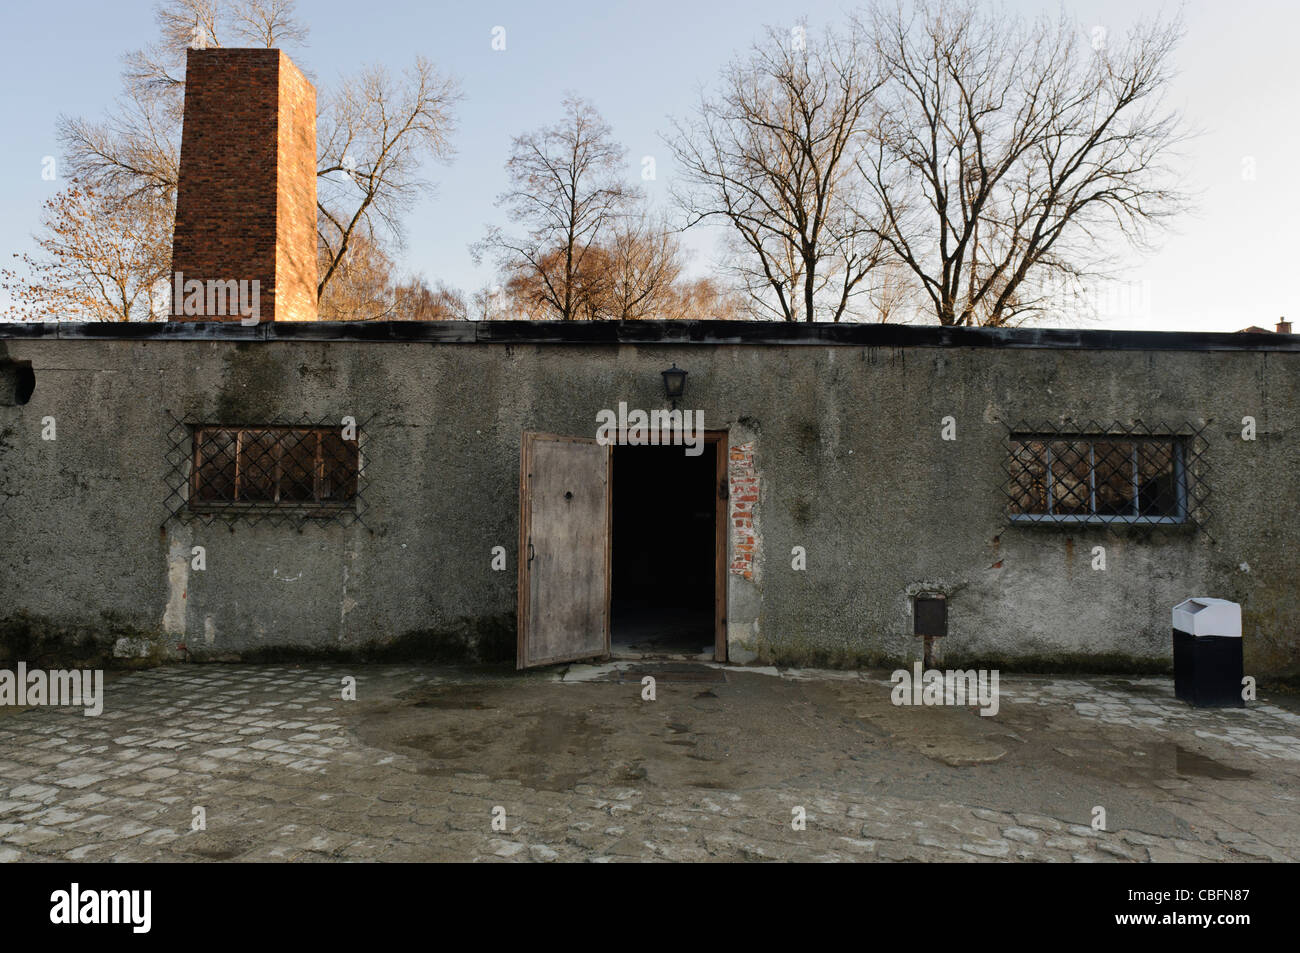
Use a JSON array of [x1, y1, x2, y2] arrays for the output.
[[1, 320, 1297, 352]]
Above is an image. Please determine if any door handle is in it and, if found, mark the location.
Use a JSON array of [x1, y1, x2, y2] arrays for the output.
[[527, 539, 535, 564]]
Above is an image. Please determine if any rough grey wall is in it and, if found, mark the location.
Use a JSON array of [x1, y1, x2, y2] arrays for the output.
[[0, 337, 1295, 675]]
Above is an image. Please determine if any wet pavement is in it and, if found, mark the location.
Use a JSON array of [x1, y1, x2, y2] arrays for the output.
[[1, 662, 1297, 862]]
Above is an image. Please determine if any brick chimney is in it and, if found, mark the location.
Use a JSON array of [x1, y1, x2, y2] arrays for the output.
[[170, 48, 317, 322], [1278, 318, 1293, 335]]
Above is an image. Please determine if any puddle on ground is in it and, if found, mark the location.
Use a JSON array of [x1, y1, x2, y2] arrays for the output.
[[411, 696, 495, 710], [398, 724, 488, 761], [380, 705, 614, 791], [398, 685, 496, 710], [1173, 746, 1253, 780], [354, 674, 962, 796]]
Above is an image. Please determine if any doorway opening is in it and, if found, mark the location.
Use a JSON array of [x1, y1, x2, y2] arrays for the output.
[[611, 435, 725, 660]]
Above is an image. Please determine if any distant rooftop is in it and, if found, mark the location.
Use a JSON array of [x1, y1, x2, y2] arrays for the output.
[[1236, 319, 1291, 335]]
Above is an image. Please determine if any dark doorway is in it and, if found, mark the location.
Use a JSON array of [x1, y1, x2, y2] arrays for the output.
[[611, 440, 718, 658]]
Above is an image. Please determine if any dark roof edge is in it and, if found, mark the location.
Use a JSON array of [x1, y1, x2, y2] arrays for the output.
[[1, 320, 1297, 351]]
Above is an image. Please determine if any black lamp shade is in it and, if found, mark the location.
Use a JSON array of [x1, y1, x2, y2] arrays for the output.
[[662, 363, 687, 400]]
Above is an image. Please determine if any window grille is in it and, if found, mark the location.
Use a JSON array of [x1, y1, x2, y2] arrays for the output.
[[1003, 420, 1210, 532], [164, 413, 368, 527]]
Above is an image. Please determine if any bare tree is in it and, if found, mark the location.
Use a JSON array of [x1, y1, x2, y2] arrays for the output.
[[470, 284, 510, 321], [494, 210, 687, 321], [596, 210, 683, 320], [316, 58, 461, 298], [670, 276, 746, 321], [393, 276, 467, 320], [316, 233, 397, 320], [865, 258, 918, 323], [2, 183, 172, 322], [667, 21, 887, 322], [500, 244, 602, 320], [227, 0, 309, 47], [856, 1, 1191, 326], [473, 95, 636, 320]]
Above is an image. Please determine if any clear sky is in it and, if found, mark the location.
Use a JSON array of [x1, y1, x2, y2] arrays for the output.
[[1, 0, 1295, 331]]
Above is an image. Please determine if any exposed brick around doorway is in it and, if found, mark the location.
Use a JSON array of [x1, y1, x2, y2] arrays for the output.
[[729, 443, 758, 579]]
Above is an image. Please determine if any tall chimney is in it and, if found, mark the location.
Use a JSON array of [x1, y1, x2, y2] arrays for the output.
[[1278, 318, 1293, 335], [170, 48, 317, 322]]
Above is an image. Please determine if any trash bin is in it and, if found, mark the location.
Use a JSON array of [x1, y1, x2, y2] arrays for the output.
[[1172, 598, 1244, 708]]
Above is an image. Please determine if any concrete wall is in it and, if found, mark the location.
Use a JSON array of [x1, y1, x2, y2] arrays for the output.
[[1, 323, 1296, 676]]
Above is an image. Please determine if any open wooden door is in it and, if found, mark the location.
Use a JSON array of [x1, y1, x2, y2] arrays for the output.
[[517, 432, 612, 668]]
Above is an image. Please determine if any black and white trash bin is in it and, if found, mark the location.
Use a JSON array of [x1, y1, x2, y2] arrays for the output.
[[1172, 597, 1244, 708]]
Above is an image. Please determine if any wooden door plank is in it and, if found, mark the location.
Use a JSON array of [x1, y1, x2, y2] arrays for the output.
[[516, 433, 533, 669], [517, 433, 611, 668]]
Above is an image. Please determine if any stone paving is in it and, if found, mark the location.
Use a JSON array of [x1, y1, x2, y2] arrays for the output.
[[0, 663, 1297, 862]]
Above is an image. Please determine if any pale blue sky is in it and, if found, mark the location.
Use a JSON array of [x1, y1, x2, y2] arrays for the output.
[[0, 0, 1295, 330]]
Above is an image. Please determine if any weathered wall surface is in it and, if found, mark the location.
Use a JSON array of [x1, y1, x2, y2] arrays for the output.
[[0, 326, 1295, 676]]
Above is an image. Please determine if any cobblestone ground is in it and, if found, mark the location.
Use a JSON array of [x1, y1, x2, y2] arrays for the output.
[[0, 663, 1297, 862]]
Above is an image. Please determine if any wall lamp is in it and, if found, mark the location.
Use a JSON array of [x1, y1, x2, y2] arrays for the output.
[[661, 363, 687, 407]]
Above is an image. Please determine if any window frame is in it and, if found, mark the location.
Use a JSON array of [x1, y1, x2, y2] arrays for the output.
[[1007, 432, 1188, 525], [188, 424, 360, 516]]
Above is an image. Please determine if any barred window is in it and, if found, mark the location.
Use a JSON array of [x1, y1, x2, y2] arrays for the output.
[[1007, 434, 1186, 523], [190, 426, 358, 512]]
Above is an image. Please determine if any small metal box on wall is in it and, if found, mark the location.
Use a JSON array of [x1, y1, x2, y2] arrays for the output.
[[914, 594, 947, 637]]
